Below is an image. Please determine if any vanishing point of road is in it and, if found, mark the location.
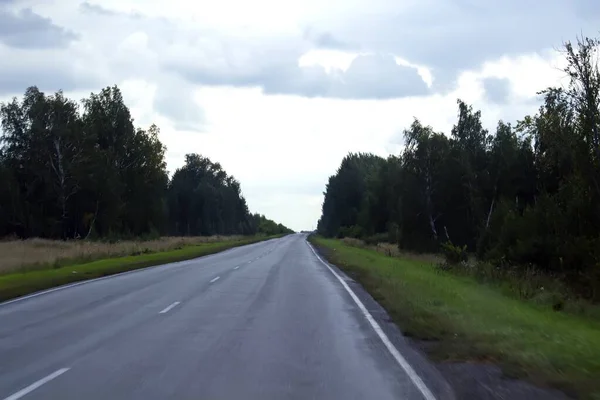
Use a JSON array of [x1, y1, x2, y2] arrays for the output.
[[0, 234, 453, 400]]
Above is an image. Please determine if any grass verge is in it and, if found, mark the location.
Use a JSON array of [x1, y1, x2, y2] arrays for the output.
[[0, 235, 249, 274], [0, 235, 282, 303], [310, 236, 600, 400]]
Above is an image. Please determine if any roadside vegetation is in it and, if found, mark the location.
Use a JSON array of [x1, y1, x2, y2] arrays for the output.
[[0, 234, 282, 302], [0, 79, 293, 301], [0, 86, 293, 240], [0, 235, 248, 274], [311, 236, 600, 399], [314, 34, 600, 399], [317, 36, 600, 304]]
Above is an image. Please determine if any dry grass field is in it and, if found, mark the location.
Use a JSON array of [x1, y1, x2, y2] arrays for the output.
[[0, 236, 243, 274]]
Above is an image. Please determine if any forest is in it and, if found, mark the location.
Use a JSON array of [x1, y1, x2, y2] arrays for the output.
[[0, 86, 293, 240], [318, 36, 600, 300]]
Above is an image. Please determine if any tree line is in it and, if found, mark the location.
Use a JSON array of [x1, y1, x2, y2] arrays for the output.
[[0, 86, 293, 239], [318, 36, 600, 300]]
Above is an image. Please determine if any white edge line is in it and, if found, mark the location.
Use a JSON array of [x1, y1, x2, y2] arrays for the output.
[[209, 276, 220, 283], [159, 301, 180, 314], [3, 368, 70, 400], [305, 241, 437, 400]]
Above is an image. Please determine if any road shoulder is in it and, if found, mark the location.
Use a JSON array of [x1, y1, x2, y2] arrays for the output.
[[308, 238, 573, 400], [307, 239, 456, 400]]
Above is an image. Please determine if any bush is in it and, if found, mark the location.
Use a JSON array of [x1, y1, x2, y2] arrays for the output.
[[340, 237, 365, 248], [441, 241, 468, 265], [338, 225, 363, 239], [364, 233, 390, 245]]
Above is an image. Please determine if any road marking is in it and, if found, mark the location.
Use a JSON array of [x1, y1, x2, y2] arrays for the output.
[[0, 241, 271, 308], [233, 266, 240, 270], [210, 276, 220, 283], [0, 257, 196, 308], [3, 368, 70, 400], [159, 301, 180, 314], [305, 241, 437, 400], [247, 261, 252, 264]]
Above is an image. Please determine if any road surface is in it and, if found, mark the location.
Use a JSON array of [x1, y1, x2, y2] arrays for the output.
[[0, 234, 451, 400]]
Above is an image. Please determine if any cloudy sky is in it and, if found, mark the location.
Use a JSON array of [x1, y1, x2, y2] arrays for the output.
[[1, 0, 598, 231]]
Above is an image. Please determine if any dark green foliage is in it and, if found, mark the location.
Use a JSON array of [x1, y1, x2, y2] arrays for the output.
[[317, 152, 385, 238], [250, 214, 295, 235], [167, 154, 253, 236], [440, 241, 468, 265], [0, 85, 292, 240], [317, 35, 600, 300], [363, 233, 389, 246]]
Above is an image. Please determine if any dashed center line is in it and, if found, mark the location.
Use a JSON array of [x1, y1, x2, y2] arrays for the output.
[[3, 368, 70, 400], [210, 276, 220, 283], [159, 301, 180, 314], [233, 266, 240, 270], [247, 261, 252, 264]]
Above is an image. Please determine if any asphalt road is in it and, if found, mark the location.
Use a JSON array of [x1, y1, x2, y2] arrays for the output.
[[0, 234, 452, 400]]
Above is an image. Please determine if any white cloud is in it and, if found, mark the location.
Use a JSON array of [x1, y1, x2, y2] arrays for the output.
[[299, 50, 356, 72]]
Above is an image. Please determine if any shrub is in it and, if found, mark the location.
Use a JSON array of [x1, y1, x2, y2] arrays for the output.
[[364, 233, 390, 245], [338, 225, 363, 239], [441, 241, 468, 265], [340, 237, 365, 248]]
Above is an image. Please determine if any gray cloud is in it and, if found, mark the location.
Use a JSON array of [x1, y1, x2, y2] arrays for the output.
[[0, 62, 101, 95], [168, 52, 428, 99], [79, 1, 118, 16], [315, 0, 600, 92], [0, 8, 78, 49], [79, 1, 142, 19], [0, 34, 105, 96], [314, 32, 350, 49], [338, 54, 428, 98], [4, 0, 594, 104], [153, 78, 205, 131], [483, 77, 511, 104], [303, 27, 353, 50]]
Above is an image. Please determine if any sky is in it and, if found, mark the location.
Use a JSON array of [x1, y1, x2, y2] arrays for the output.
[[1, 1, 599, 231]]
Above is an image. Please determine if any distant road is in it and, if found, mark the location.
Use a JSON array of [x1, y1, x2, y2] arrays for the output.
[[0, 234, 451, 400]]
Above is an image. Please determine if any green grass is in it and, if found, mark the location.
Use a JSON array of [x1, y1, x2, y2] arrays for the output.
[[310, 236, 600, 400], [0, 235, 281, 303]]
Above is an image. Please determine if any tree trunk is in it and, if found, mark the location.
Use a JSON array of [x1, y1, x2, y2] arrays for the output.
[[424, 169, 438, 240], [428, 213, 438, 240], [485, 197, 495, 230], [85, 201, 99, 240]]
